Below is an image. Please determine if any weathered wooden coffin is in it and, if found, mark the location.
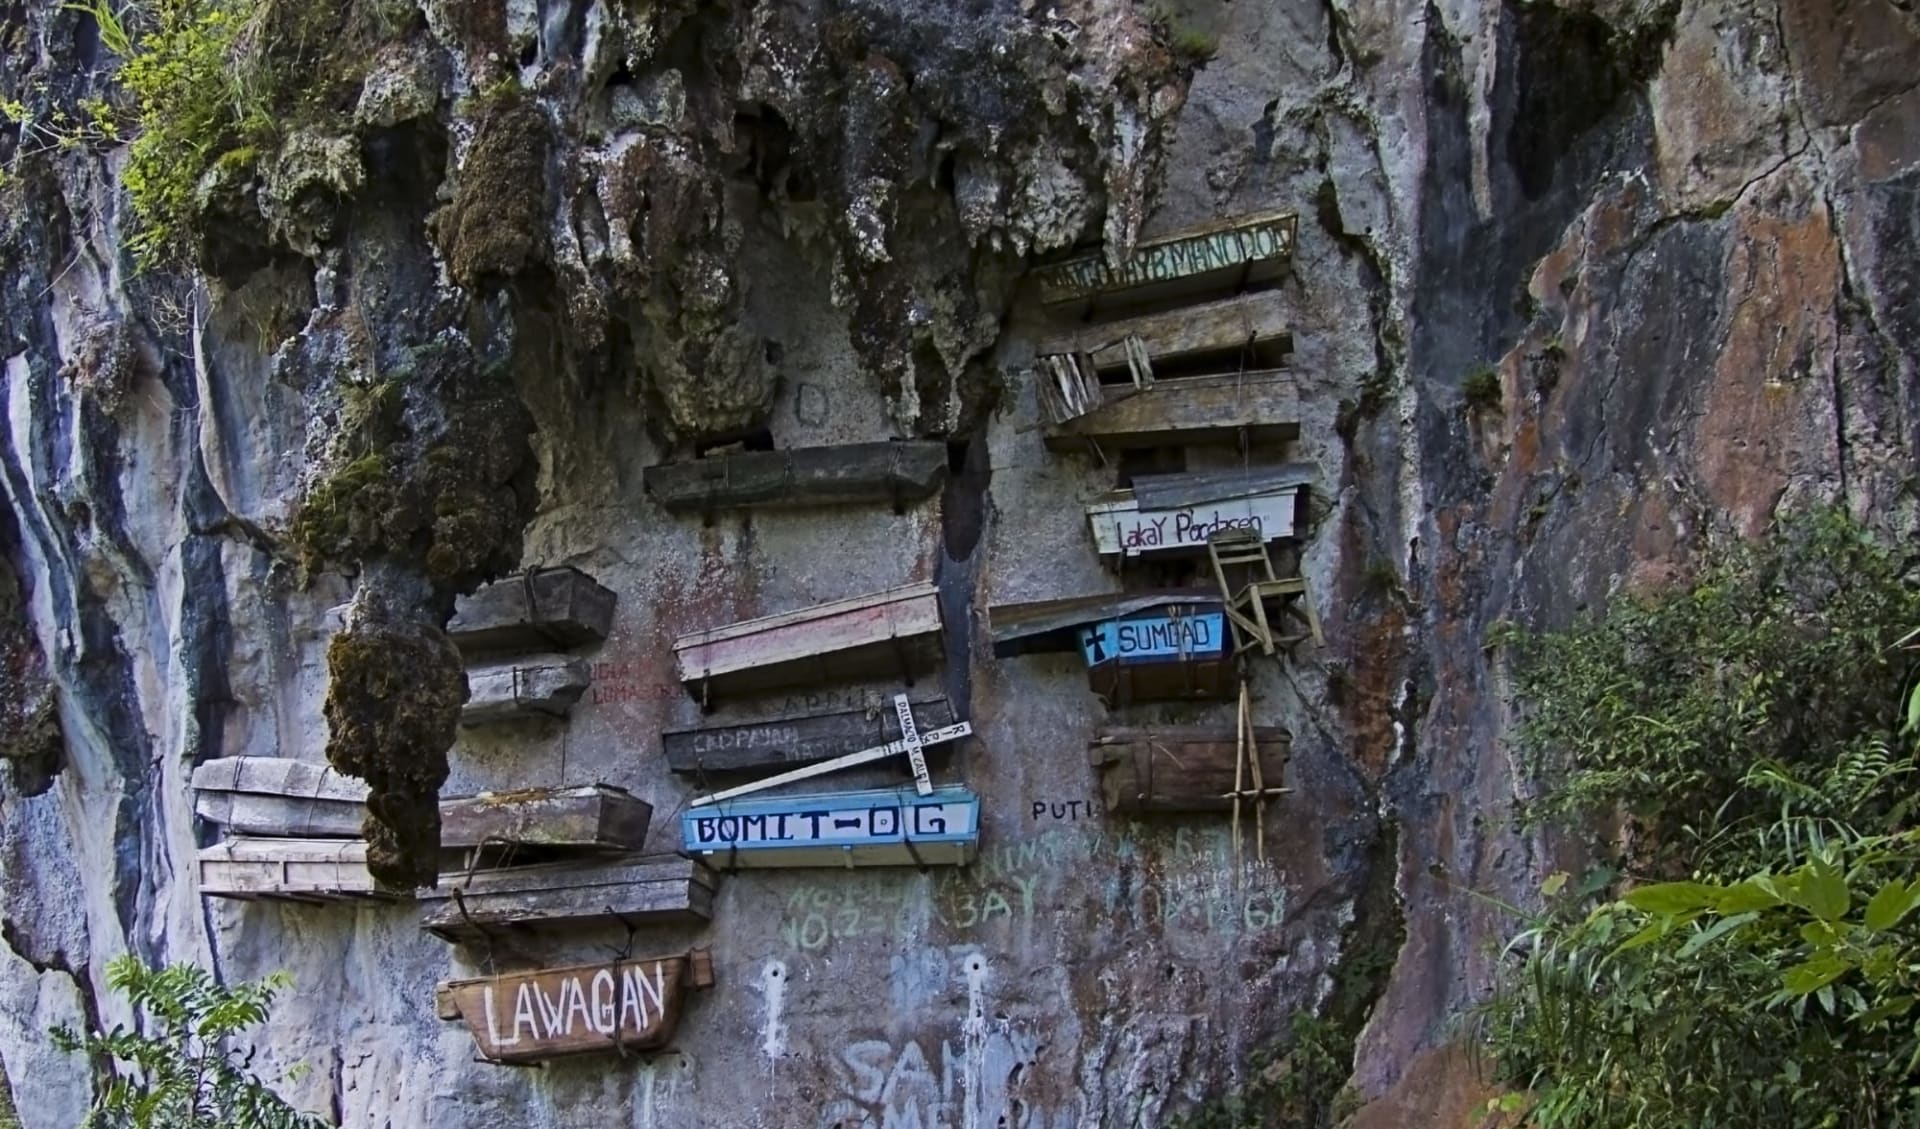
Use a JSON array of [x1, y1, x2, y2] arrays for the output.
[[435, 951, 715, 1064], [1080, 603, 1235, 704], [661, 695, 957, 775], [988, 590, 1222, 657], [1034, 294, 1293, 426], [1031, 210, 1298, 313], [418, 854, 715, 942], [672, 583, 944, 699], [197, 838, 396, 903], [463, 654, 592, 725], [447, 567, 617, 655], [681, 785, 980, 869], [1041, 373, 1300, 451], [1089, 726, 1292, 813], [1086, 466, 1313, 558], [194, 761, 651, 851], [644, 442, 947, 512]]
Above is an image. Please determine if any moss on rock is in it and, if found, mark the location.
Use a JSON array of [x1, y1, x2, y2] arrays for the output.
[[323, 613, 466, 888], [436, 93, 551, 286]]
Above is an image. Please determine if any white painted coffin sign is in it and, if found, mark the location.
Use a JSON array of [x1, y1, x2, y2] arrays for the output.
[[1087, 486, 1300, 557], [681, 785, 980, 868]]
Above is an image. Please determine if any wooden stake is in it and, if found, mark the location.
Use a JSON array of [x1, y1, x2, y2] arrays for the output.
[[1232, 679, 1248, 872]]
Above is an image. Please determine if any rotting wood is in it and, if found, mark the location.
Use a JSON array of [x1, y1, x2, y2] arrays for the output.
[[437, 785, 651, 852], [462, 654, 591, 725], [1031, 210, 1298, 312], [643, 442, 948, 512], [197, 838, 399, 902], [1034, 294, 1293, 425], [671, 583, 943, 700], [418, 854, 714, 941], [1089, 725, 1292, 813], [661, 695, 956, 774], [434, 950, 714, 1064], [447, 567, 617, 655], [1041, 372, 1300, 451], [687, 695, 968, 806], [681, 784, 980, 869]]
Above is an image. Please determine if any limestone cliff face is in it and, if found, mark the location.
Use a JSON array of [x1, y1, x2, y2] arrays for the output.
[[0, 0, 1913, 1126]]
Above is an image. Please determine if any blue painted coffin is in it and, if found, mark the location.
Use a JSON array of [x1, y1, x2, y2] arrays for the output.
[[680, 785, 980, 869], [1077, 605, 1228, 668]]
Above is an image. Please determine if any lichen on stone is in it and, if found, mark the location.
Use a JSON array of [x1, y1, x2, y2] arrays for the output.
[[322, 602, 467, 889], [58, 319, 142, 417]]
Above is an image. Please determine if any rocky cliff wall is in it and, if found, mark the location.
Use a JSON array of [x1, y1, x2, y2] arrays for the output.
[[0, 0, 1913, 1127]]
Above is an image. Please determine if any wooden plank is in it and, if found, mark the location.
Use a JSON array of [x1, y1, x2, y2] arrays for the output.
[[419, 854, 715, 941], [1088, 486, 1301, 557], [1036, 293, 1291, 361], [1042, 373, 1301, 451], [194, 791, 363, 838], [191, 758, 366, 804], [438, 786, 651, 852], [1089, 726, 1291, 812], [661, 695, 956, 775], [672, 583, 943, 695], [988, 590, 1222, 657], [463, 655, 591, 725], [197, 838, 395, 901], [688, 717, 972, 807], [435, 951, 712, 1063], [1128, 464, 1317, 510], [447, 568, 617, 655], [1031, 210, 1297, 309], [680, 785, 979, 869], [644, 442, 948, 512]]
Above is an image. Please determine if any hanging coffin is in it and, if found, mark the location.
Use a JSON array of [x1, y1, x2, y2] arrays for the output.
[[1031, 210, 1298, 315], [671, 582, 943, 701], [193, 761, 651, 852], [1086, 465, 1313, 559], [681, 785, 980, 869], [462, 655, 592, 725], [644, 441, 948, 513], [435, 950, 714, 1064], [1079, 603, 1234, 704], [448, 567, 617, 655], [418, 854, 715, 942], [197, 838, 396, 903], [662, 694, 958, 775], [1089, 726, 1292, 813]]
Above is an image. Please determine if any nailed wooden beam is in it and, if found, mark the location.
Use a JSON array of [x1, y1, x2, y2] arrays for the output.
[[644, 441, 948, 512], [1089, 726, 1292, 813], [447, 567, 617, 655], [462, 655, 592, 725], [418, 854, 714, 941], [661, 694, 957, 775]]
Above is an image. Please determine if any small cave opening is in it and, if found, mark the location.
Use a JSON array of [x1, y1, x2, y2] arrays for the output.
[[1503, 0, 1673, 199], [735, 103, 798, 199]]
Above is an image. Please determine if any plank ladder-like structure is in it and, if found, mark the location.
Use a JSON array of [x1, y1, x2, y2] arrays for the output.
[[1206, 528, 1323, 656]]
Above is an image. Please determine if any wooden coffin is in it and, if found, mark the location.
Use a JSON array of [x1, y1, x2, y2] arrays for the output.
[[1086, 466, 1313, 558], [681, 785, 980, 869], [672, 583, 944, 699], [193, 761, 650, 852], [1034, 294, 1292, 426], [448, 567, 617, 655], [644, 442, 947, 512], [1031, 210, 1298, 313], [1041, 373, 1300, 451], [197, 838, 396, 903], [661, 695, 957, 775], [435, 951, 714, 1064], [1080, 603, 1234, 704], [418, 854, 715, 942], [462, 655, 592, 725], [988, 590, 1222, 657], [1089, 726, 1292, 813]]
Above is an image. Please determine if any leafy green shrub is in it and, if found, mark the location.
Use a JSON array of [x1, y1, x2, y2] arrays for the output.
[[1463, 366, 1503, 412], [1507, 508, 1920, 872], [1482, 509, 1920, 1127], [51, 955, 332, 1129]]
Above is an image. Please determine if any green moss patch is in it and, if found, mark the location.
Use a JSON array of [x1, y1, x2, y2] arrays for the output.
[[436, 93, 551, 286]]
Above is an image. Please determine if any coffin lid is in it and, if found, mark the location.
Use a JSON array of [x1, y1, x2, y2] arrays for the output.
[[988, 590, 1224, 656], [1127, 463, 1317, 511]]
